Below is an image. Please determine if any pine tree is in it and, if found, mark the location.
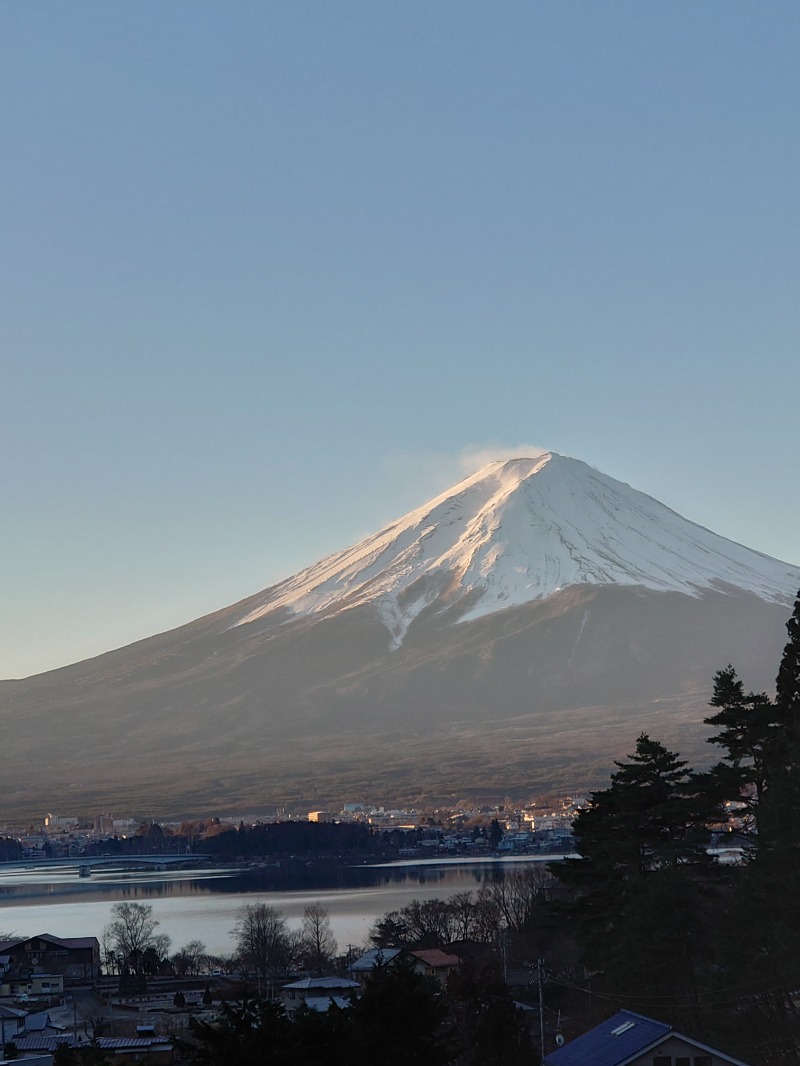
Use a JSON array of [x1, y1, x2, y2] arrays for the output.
[[752, 589, 800, 855], [701, 589, 800, 1062], [751, 589, 800, 862], [348, 955, 455, 1065], [776, 589, 800, 717], [553, 734, 719, 1013], [704, 665, 778, 838]]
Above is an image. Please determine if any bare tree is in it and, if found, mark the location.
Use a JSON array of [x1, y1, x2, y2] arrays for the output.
[[448, 892, 479, 942], [103, 902, 171, 975], [471, 895, 504, 946], [477, 866, 555, 933], [299, 903, 338, 973], [231, 903, 293, 980], [172, 939, 208, 976], [403, 899, 457, 948], [100, 928, 118, 975]]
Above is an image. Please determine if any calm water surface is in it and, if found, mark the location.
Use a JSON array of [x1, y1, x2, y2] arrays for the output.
[[0, 857, 564, 955]]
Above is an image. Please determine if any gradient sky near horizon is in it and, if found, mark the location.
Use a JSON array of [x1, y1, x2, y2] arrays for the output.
[[3, 2, 799, 679]]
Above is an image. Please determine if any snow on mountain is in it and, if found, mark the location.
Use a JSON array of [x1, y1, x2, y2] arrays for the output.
[[234, 453, 800, 648]]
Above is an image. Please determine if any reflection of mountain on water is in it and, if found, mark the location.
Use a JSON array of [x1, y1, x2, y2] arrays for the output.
[[0, 858, 563, 909]]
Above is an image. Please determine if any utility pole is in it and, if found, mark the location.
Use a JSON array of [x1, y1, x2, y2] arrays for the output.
[[585, 966, 593, 1020], [537, 957, 546, 1062]]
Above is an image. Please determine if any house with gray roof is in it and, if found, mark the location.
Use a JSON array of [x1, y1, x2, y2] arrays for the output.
[[348, 947, 402, 982], [281, 975, 360, 1015]]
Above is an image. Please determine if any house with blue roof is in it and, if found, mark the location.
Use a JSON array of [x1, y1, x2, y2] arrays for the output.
[[542, 1009, 752, 1066]]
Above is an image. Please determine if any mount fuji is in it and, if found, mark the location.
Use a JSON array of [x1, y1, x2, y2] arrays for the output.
[[1, 453, 798, 817]]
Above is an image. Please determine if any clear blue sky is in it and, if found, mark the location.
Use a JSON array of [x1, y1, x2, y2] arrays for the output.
[[3, 2, 799, 679]]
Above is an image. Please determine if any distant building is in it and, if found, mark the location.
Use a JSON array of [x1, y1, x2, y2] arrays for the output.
[[43, 814, 77, 829], [94, 813, 114, 833], [307, 810, 332, 823]]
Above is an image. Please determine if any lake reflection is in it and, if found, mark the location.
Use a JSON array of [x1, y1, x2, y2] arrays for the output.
[[0, 857, 563, 956]]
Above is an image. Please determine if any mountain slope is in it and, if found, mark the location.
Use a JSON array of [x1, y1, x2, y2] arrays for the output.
[[1, 454, 797, 818], [234, 454, 797, 644]]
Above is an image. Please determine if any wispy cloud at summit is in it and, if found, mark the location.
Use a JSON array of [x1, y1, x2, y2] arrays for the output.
[[384, 442, 549, 503], [455, 443, 549, 475]]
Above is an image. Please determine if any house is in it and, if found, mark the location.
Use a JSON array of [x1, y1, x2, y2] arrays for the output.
[[348, 947, 403, 983], [24, 1011, 65, 1038], [0, 935, 100, 983], [0, 972, 64, 999], [542, 1009, 752, 1066], [281, 975, 360, 1015], [0, 1004, 28, 1040], [348, 946, 461, 987], [14, 1034, 173, 1064], [408, 948, 461, 986]]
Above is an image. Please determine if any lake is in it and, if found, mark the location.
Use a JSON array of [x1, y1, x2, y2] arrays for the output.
[[0, 856, 565, 956]]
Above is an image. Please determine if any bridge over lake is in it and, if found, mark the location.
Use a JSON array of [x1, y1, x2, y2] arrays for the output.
[[1, 854, 212, 876]]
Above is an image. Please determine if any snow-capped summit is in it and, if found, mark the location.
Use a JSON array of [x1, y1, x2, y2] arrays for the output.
[[235, 453, 800, 648]]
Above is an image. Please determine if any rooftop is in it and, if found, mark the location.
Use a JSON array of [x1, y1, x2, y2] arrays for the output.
[[542, 1009, 752, 1066]]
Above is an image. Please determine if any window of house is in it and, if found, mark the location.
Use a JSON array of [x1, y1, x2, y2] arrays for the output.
[[653, 1058, 671, 1066], [674, 1058, 690, 1066], [694, 1059, 712, 1066]]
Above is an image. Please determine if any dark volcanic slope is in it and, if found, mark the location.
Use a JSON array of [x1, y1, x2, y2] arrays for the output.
[[0, 583, 790, 817]]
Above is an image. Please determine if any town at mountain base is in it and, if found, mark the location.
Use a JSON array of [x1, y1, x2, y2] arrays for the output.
[[1, 455, 798, 818]]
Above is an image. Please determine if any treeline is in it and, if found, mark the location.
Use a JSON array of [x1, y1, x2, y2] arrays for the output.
[[79, 819, 382, 861], [201, 820, 374, 858], [370, 865, 561, 958], [0, 836, 22, 861]]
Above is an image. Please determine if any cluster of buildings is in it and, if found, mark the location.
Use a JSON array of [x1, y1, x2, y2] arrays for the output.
[[5, 815, 140, 861], [309, 795, 586, 829], [335, 797, 585, 854], [1, 797, 587, 861], [0, 933, 175, 1065]]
